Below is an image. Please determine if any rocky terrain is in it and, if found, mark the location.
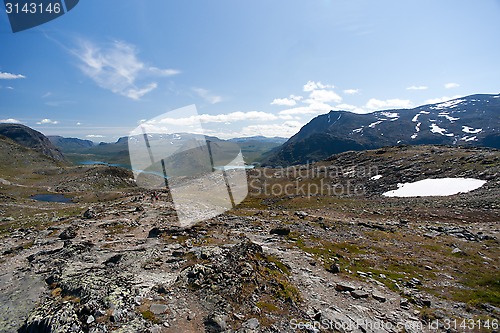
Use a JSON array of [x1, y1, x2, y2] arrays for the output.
[[0, 144, 498, 332]]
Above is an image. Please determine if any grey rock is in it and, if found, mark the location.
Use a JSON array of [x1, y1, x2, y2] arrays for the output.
[[335, 283, 356, 292], [372, 293, 387, 302], [243, 318, 260, 330], [150, 304, 168, 315], [350, 290, 369, 299]]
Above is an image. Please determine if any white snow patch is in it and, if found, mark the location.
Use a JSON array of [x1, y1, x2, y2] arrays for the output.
[[462, 126, 482, 134], [438, 113, 460, 122], [412, 114, 420, 122], [433, 99, 466, 110], [369, 121, 383, 128], [370, 175, 383, 180], [411, 133, 418, 139], [352, 127, 363, 133], [430, 123, 447, 135], [380, 112, 399, 118], [415, 122, 421, 132], [461, 136, 477, 142], [420, 111, 430, 114], [382, 178, 486, 197]]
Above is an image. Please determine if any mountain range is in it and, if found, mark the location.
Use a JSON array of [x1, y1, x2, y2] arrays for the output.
[[262, 93, 500, 166]]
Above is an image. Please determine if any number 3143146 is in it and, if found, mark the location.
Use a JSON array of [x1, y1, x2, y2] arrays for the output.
[[5, 2, 61, 14]]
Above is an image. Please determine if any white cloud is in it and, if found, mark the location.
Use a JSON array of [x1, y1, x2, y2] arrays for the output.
[[42, 92, 52, 98], [334, 103, 368, 114], [0, 72, 25, 79], [73, 39, 179, 100], [36, 118, 59, 125], [343, 89, 359, 95], [406, 85, 428, 91], [86, 134, 105, 138], [126, 83, 158, 100], [148, 67, 181, 76], [307, 89, 342, 104], [271, 98, 297, 107], [279, 101, 333, 116], [240, 121, 303, 138], [0, 118, 22, 123], [424, 95, 462, 104], [193, 87, 222, 104], [365, 98, 413, 110], [444, 82, 460, 89], [271, 94, 304, 106], [76, 122, 82, 126], [303, 80, 334, 92], [155, 111, 281, 126]]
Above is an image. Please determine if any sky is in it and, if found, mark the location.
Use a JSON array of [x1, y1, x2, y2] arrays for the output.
[[1, 0, 499, 141]]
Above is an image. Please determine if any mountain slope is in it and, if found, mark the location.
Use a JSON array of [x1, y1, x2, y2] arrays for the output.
[[47, 136, 94, 153], [263, 93, 500, 166], [0, 124, 66, 162]]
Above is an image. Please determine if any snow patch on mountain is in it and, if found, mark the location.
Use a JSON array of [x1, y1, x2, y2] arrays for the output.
[[382, 178, 486, 197], [352, 127, 363, 133], [462, 126, 482, 134], [431, 99, 466, 110], [461, 136, 478, 142], [430, 124, 448, 135], [380, 112, 399, 118], [438, 112, 460, 122], [369, 121, 383, 128]]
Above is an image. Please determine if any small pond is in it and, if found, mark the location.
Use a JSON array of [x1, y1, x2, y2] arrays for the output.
[[31, 194, 73, 203]]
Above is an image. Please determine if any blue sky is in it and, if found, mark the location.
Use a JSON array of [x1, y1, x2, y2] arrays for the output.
[[1, 0, 499, 141]]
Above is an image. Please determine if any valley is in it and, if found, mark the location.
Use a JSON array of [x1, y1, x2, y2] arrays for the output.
[[0, 128, 498, 332]]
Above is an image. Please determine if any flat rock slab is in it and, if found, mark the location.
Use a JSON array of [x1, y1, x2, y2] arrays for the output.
[[350, 290, 370, 299], [150, 304, 168, 315]]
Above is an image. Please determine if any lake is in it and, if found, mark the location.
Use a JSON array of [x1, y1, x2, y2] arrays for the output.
[[31, 194, 73, 203]]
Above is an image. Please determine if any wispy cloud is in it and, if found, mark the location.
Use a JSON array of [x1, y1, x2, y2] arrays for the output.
[[0, 118, 22, 123], [73, 39, 180, 100], [192, 87, 222, 104], [406, 85, 428, 91], [343, 89, 359, 95], [0, 72, 25, 80], [148, 67, 181, 76], [444, 82, 460, 89], [36, 118, 59, 125], [365, 98, 413, 110]]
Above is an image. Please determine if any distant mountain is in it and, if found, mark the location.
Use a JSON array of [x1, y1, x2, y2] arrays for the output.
[[229, 136, 287, 144], [55, 133, 283, 166], [0, 124, 65, 161], [263, 93, 500, 166], [48, 136, 94, 153]]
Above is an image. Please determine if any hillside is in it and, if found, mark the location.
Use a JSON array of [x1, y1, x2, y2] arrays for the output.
[[263, 93, 500, 166], [47, 136, 94, 153], [0, 124, 66, 162]]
